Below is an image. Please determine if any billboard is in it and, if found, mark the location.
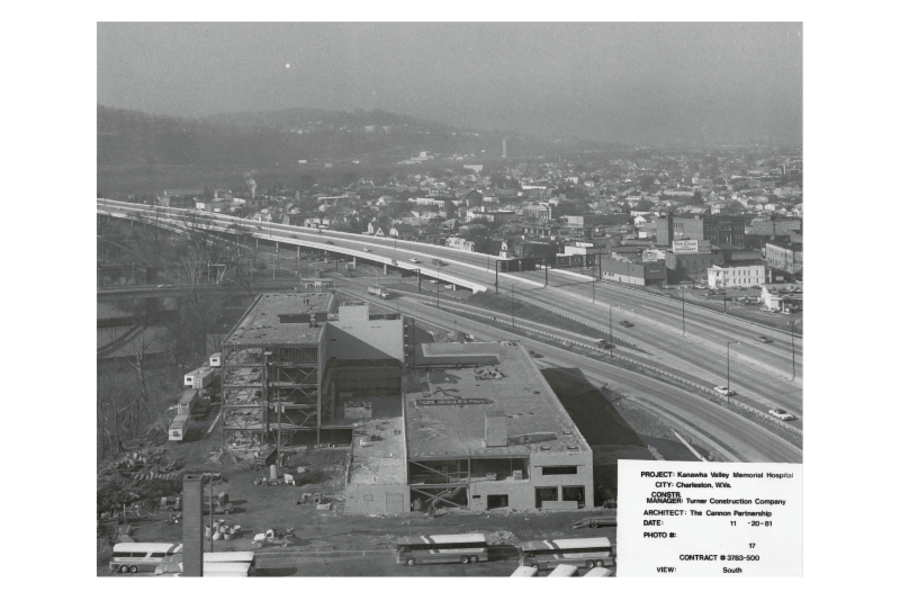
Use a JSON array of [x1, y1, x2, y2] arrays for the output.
[[672, 240, 711, 254]]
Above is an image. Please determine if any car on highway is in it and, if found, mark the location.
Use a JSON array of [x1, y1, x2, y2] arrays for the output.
[[325, 240, 335, 245], [157, 284, 173, 288], [756, 335, 773, 343], [619, 320, 635, 328], [410, 258, 421, 263], [363, 247, 371, 252], [768, 408, 796, 421], [596, 340, 614, 350], [713, 385, 735, 396]]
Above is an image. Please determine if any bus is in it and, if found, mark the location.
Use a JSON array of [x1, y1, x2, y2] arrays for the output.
[[156, 551, 257, 575], [510, 565, 538, 577], [519, 537, 615, 570], [547, 564, 579, 577], [583, 566, 613, 577], [109, 542, 183, 573], [396, 533, 488, 566], [155, 562, 252, 577]]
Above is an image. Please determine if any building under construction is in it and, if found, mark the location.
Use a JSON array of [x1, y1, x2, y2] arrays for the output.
[[344, 341, 594, 514], [221, 292, 593, 515], [221, 293, 413, 451]]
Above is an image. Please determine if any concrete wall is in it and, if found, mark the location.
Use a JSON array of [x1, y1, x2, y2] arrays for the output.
[[530, 452, 595, 509], [465, 451, 593, 511], [345, 483, 410, 515], [327, 319, 404, 361], [468, 480, 534, 511]]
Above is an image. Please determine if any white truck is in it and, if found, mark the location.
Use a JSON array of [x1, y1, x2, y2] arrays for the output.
[[367, 285, 390, 299]]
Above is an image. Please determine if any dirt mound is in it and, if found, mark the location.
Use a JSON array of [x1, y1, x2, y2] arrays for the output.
[[470, 529, 520, 547]]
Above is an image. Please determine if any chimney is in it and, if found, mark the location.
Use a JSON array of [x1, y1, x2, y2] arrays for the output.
[[485, 411, 507, 447], [181, 474, 204, 577]]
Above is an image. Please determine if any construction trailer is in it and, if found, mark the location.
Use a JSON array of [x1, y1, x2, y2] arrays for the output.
[[184, 366, 215, 389], [177, 389, 200, 415], [169, 413, 191, 442]]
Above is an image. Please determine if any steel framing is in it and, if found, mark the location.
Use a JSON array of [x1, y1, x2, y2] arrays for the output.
[[222, 340, 323, 450]]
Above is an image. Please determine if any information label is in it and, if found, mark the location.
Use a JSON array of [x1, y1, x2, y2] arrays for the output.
[[617, 460, 802, 576]]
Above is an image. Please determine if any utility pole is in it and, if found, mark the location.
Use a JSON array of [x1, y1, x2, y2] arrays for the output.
[[494, 262, 499, 293], [682, 287, 686, 335], [511, 284, 517, 327], [208, 479, 214, 552], [608, 305, 618, 358], [789, 320, 796, 380], [726, 341, 738, 395]]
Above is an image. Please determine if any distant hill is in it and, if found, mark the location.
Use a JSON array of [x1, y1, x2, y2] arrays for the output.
[[98, 105, 620, 168]]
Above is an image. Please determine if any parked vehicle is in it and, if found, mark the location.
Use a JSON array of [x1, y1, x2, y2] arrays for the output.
[[110, 543, 183, 573], [397, 533, 488, 566], [547, 564, 579, 577], [367, 285, 391, 299], [519, 536, 615, 570]]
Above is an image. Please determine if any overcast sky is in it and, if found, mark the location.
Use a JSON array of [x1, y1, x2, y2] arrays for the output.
[[97, 22, 802, 145]]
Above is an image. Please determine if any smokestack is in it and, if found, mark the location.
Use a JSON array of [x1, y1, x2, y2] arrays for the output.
[[244, 172, 257, 199], [182, 474, 204, 577], [502, 137, 508, 159]]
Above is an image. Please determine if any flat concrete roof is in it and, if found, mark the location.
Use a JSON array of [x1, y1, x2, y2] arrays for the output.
[[405, 342, 590, 460], [348, 414, 407, 486], [223, 293, 334, 346]]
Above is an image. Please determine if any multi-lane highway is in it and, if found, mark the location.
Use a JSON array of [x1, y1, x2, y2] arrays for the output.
[[98, 199, 804, 444]]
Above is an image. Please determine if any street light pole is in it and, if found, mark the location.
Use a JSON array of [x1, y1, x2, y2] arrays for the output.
[[682, 287, 686, 335], [592, 262, 596, 304], [511, 283, 517, 327], [436, 269, 441, 308]]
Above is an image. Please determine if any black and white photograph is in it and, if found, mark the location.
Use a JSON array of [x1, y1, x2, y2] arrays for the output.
[[91, 19, 811, 580]]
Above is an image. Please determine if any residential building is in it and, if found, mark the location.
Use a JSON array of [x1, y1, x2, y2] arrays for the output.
[[765, 242, 803, 276], [707, 260, 767, 289]]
